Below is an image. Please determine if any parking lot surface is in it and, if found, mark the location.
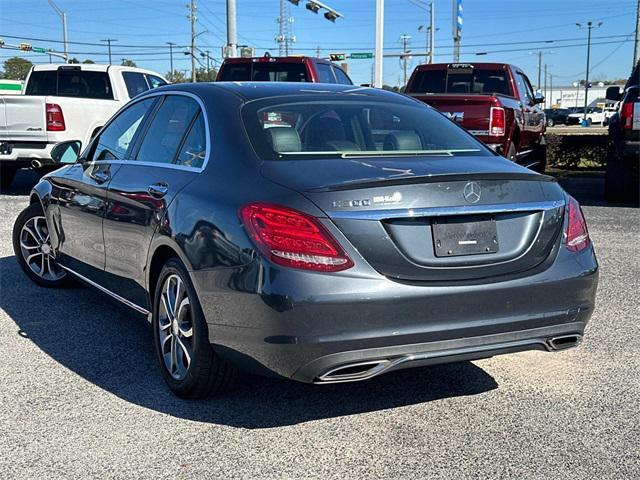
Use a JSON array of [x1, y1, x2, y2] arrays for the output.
[[1, 170, 638, 479]]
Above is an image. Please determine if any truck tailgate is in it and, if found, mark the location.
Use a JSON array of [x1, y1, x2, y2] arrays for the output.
[[410, 94, 500, 135], [0, 95, 47, 142]]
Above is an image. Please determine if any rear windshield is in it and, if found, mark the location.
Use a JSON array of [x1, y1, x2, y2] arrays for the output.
[[242, 97, 490, 161], [25, 69, 114, 99], [410, 66, 512, 96], [218, 62, 309, 82]]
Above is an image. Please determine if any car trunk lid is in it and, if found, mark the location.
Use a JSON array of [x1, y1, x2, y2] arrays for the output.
[[261, 156, 565, 281]]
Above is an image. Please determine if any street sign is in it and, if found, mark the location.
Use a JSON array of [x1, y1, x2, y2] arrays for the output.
[[32, 47, 46, 53], [350, 52, 373, 59]]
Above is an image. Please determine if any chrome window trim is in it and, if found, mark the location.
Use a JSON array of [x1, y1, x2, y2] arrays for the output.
[[325, 200, 565, 221], [85, 90, 211, 173], [59, 264, 150, 316]]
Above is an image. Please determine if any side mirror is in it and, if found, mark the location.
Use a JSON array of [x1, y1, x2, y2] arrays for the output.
[[533, 92, 545, 105], [51, 140, 82, 164], [606, 86, 622, 101]]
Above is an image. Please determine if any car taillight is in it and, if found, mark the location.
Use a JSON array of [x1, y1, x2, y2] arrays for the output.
[[240, 203, 354, 272], [620, 101, 634, 130], [46, 103, 65, 131], [489, 107, 505, 136], [565, 196, 590, 252]]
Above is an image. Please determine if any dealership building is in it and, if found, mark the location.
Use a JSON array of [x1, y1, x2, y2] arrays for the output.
[[540, 84, 625, 109]]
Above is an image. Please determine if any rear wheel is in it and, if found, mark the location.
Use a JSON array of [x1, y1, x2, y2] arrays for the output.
[[12, 203, 69, 287], [0, 165, 18, 191], [152, 258, 236, 398], [530, 143, 548, 174], [546, 118, 555, 127]]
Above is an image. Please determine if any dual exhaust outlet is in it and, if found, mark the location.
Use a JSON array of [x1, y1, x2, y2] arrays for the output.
[[315, 334, 583, 384]]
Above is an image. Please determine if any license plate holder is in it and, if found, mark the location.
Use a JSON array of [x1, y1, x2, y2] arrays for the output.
[[0, 142, 13, 155], [433, 216, 498, 257]]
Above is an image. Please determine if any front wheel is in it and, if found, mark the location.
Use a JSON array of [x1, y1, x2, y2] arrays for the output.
[[12, 203, 69, 287], [152, 258, 236, 398]]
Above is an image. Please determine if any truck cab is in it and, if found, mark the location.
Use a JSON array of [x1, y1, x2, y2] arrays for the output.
[[404, 62, 546, 172], [216, 55, 352, 85]]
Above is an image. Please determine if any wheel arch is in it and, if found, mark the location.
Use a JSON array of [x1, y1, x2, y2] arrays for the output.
[[145, 236, 195, 305]]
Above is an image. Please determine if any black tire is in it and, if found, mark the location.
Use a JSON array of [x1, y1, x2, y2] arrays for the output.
[[546, 118, 554, 127], [531, 143, 548, 174], [152, 257, 236, 398], [605, 144, 640, 204], [504, 141, 517, 161], [12, 202, 69, 288], [0, 165, 18, 191]]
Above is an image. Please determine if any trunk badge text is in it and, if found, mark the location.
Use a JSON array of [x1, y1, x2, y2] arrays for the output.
[[463, 182, 482, 203], [444, 112, 464, 122], [332, 192, 403, 209]]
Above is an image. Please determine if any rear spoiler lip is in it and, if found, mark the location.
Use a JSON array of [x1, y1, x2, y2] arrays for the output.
[[306, 172, 555, 193]]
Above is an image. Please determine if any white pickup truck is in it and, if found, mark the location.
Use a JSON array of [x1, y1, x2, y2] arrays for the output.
[[0, 63, 166, 189]]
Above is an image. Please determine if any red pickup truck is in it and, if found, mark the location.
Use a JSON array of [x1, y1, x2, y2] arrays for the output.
[[216, 55, 353, 85], [404, 62, 547, 172]]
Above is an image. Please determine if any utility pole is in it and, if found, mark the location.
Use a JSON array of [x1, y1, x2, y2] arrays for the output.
[[549, 74, 553, 108], [316, 46, 321, 58], [188, 0, 197, 82], [429, 2, 435, 64], [226, 0, 237, 58], [166, 42, 176, 76], [544, 64, 547, 109], [537, 51, 542, 90], [452, 0, 462, 62], [101, 39, 117, 65], [634, 0, 640, 69], [400, 34, 411, 88], [48, 0, 68, 62], [577, 21, 602, 125], [374, 0, 384, 87]]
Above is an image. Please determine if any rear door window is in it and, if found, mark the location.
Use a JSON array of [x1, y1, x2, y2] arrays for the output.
[[316, 63, 336, 83], [145, 75, 166, 89], [25, 69, 114, 99], [122, 72, 149, 98], [135, 95, 200, 165]]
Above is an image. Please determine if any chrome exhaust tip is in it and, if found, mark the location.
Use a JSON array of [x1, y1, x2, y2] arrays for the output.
[[316, 360, 391, 384], [547, 334, 583, 351], [30, 159, 43, 169]]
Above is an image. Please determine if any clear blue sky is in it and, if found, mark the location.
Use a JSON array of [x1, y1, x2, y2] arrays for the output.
[[0, 0, 637, 86]]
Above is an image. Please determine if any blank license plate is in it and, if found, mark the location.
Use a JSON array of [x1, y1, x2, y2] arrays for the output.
[[433, 216, 498, 257]]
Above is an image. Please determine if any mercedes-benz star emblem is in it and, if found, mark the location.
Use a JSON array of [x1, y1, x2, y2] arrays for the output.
[[463, 181, 482, 204]]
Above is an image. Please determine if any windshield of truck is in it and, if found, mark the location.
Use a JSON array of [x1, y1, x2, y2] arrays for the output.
[[410, 66, 512, 96], [242, 96, 490, 161], [25, 69, 114, 99], [218, 62, 309, 82]]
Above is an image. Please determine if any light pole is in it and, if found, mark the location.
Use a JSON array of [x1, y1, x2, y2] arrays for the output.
[[374, 0, 384, 88], [47, 0, 68, 62], [226, 0, 237, 58], [577, 21, 602, 126]]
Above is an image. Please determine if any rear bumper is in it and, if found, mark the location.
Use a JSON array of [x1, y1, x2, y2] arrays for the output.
[[621, 140, 640, 158], [0, 141, 55, 166], [192, 245, 598, 383]]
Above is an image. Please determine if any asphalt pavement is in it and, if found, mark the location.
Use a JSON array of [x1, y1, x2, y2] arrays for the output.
[[0, 169, 638, 479]]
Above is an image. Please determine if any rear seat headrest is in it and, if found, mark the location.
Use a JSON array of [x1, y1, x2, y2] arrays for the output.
[[264, 127, 302, 153], [383, 131, 423, 151]]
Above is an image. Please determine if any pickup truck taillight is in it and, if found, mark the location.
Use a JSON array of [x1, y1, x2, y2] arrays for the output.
[[620, 101, 634, 130], [489, 107, 505, 136], [46, 103, 65, 131]]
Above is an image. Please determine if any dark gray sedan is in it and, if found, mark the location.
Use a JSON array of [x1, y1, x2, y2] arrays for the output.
[[12, 83, 598, 398]]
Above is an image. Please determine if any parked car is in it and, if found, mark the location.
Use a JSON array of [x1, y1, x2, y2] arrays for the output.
[[216, 54, 352, 84], [604, 62, 639, 203], [13, 83, 598, 398], [544, 108, 571, 126], [0, 63, 166, 189], [404, 62, 547, 172], [566, 107, 606, 126], [603, 106, 617, 126]]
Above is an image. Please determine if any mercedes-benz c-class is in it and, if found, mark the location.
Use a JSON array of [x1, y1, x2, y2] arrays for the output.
[[13, 83, 598, 398]]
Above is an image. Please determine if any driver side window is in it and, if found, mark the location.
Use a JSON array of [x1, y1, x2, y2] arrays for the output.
[[91, 98, 156, 161]]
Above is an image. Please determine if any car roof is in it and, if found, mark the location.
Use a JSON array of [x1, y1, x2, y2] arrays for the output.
[[31, 63, 166, 77], [149, 82, 415, 104], [413, 62, 515, 71], [220, 56, 333, 66]]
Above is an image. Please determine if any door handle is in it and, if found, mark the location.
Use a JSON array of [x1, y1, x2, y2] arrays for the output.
[[91, 171, 110, 184], [147, 183, 168, 198]]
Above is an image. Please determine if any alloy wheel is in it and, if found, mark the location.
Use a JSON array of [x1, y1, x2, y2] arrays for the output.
[[19, 216, 66, 281], [158, 274, 194, 380]]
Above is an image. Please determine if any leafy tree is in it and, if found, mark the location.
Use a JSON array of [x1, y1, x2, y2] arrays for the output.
[[165, 69, 188, 83], [121, 58, 137, 67], [195, 67, 217, 82], [82, 59, 95, 64], [68, 58, 80, 64], [1, 57, 33, 80]]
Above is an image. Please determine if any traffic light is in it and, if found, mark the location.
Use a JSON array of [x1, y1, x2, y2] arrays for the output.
[[324, 11, 338, 22], [19, 43, 32, 51], [306, 2, 320, 13], [329, 53, 346, 62]]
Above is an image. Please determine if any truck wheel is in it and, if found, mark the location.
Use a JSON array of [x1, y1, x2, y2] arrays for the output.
[[531, 143, 548, 174], [605, 144, 640, 204], [0, 165, 18, 191], [546, 118, 554, 127]]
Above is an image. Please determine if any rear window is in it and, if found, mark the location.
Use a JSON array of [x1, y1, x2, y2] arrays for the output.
[[218, 62, 309, 82], [25, 69, 114, 99], [242, 97, 490, 161], [122, 72, 167, 98], [410, 66, 512, 96]]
